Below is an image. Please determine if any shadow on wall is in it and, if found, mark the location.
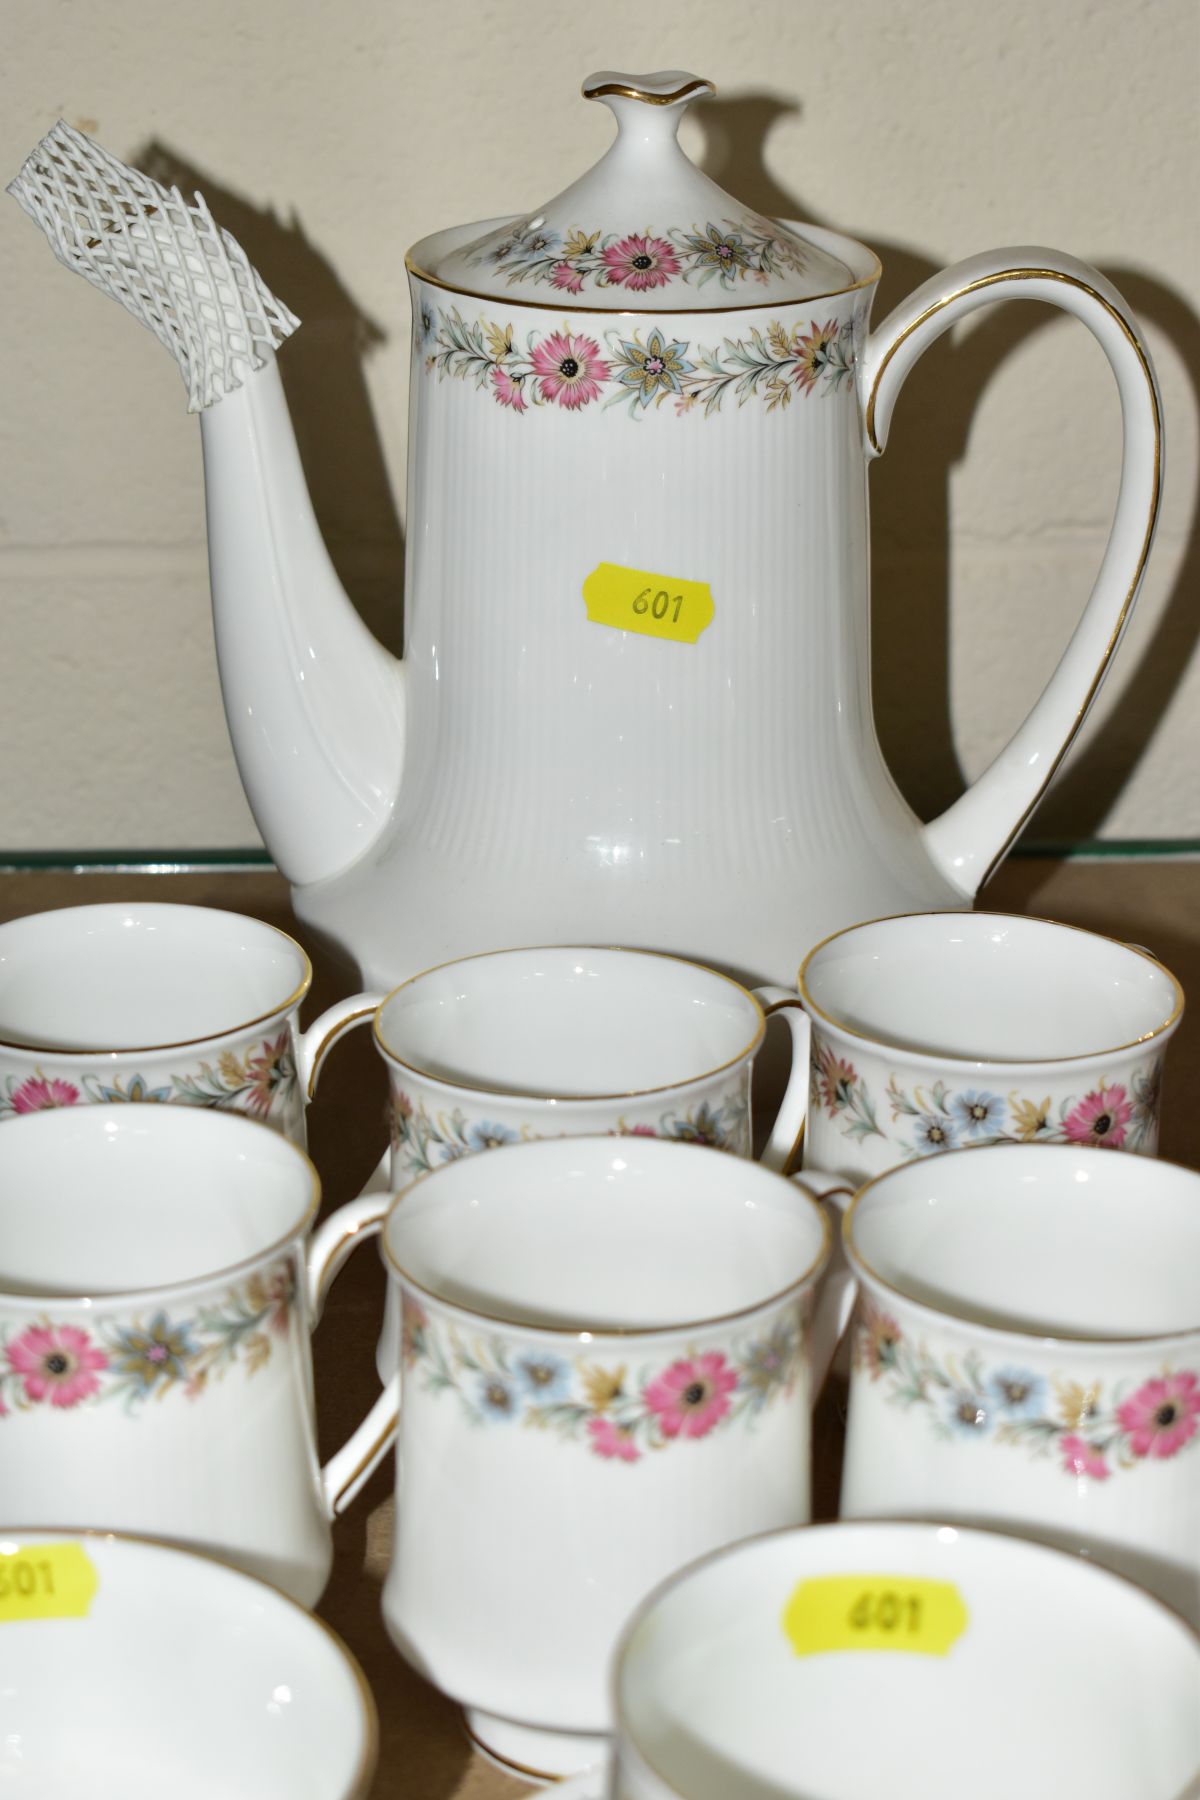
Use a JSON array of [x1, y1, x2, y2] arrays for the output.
[[139, 95, 1200, 845], [134, 140, 406, 663]]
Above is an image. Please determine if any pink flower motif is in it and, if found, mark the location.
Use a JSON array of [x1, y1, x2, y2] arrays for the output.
[[8, 1323, 107, 1407], [1061, 1434, 1110, 1480], [491, 367, 528, 412], [600, 234, 680, 292], [1063, 1084, 1133, 1148], [1117, 1371, 1200, 1460], [530, 331, 609, 409], [587, 1416, 641, 1462], [625, 1124, 657, 1137], [10, 1074, 81, 1114], [644, 1351, 738, 1440], [550, 261, 585, 294]]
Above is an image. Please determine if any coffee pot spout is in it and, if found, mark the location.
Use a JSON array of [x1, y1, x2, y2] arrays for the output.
[[8, 122, 406, 888], [199, 360, 406, 886]]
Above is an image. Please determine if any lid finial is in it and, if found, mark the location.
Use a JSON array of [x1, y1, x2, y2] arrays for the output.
[[582, 69, 715, 140]]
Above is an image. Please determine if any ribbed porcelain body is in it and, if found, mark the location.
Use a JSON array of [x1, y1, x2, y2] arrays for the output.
[[301, 220, 962, 991]]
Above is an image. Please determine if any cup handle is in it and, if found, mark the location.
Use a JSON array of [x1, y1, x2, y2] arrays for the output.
[[306, 1191, 400, 1517], [752, 985, 811, 1174], [295, 991, 386, 1101], [791, 1166, 858, 1397]]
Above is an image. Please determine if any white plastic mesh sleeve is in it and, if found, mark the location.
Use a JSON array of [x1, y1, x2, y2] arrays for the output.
[[7, 121, 300, 412]]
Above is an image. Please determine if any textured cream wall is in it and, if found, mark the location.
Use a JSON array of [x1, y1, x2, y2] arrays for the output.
[[1, 0, 1197, 851]]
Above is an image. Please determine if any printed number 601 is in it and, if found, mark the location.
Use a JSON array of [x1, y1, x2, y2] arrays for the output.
[[848, 1589, 922, 1633], [632, 587, 684, 624], [0, 1557, 55, 1601]]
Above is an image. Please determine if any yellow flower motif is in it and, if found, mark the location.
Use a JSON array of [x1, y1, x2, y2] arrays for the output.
[[1010, 1095, 1053, 1140], [765, 376, 792, 413], [218, 1048, 245, 1085], [1056, 1379, 1101, 1430], [580, 1362, 626, 1412], [242, 1331, 271, 1377], [767, 319, 792, 359], [564, 228, 600, 257], [484, 320, 514, 362]]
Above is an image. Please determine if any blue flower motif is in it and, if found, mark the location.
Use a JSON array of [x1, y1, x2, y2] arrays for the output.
[[988, 1368, 1046, 1417], [945, 1388, 992, 1436], [475, 1371, 519, 1422], [520, 226, 561, 260], [91, 1073, 173, 1105], [514, 1351, 570, 1402], [467, 1120, 519, 1152], [912, 1111, 958, 1153], [950, 1090, 1006, 1138], [110, 1311, 197, 1393], [613, 329, 695, 406], [667, 1102, 727, 1147]]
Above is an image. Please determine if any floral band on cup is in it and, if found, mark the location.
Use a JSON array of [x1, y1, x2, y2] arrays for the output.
[[401, 1295, 806, 1465], [813, 1041, 1163, 1157], [0, 1262, 298, 1417], [0, 1029, 299, 1125], [387, 1082, 752, 1178], [854, 1296, 1199, 1484]]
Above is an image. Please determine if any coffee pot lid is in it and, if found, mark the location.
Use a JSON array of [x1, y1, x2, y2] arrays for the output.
[[424, 69, 859, 310]]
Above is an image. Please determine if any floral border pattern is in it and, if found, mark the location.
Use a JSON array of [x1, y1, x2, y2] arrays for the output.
[[419, 302, 855, 418], [0, 1029, 299, 1127], [387, 1084, 750, 1180], [0, 1262, 297, 1417], [402, 1297, 804, 1463], [854, 1297, 1200, 1482], [810, 1038, 1162, 1158], [467, 216, 810, 297]]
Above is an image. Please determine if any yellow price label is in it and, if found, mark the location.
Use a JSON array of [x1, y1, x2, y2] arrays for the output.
[[582, 563, 714, 645], [0, 1542, 98, 1622], [783, 1575, 967, 1658]]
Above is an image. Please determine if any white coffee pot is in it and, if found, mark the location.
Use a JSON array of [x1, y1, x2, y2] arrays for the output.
[[10, 71, 1162, 989]]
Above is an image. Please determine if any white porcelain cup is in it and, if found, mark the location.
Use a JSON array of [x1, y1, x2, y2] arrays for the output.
[[608, 1520, 1200, 1799], [841, 1142, 1200, 1628], [327, 1135, 846, 1781], [0, 1105, 396, 1606], [0, 1528, 377, 1798], [323, 947, 811, 1379], [797, 911, 1182, 1186], [0, 902, 373, 1143]]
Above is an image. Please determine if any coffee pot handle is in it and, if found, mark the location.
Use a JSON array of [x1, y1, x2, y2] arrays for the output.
[[862, 247, 1162, 896]]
